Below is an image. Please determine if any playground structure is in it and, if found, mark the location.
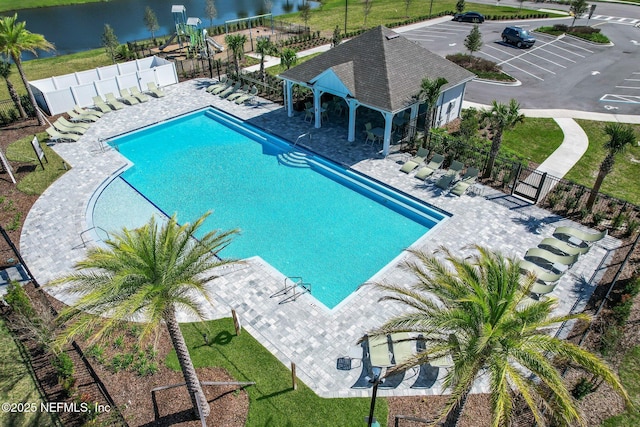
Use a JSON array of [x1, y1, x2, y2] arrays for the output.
[[161, 5, 224, 58]]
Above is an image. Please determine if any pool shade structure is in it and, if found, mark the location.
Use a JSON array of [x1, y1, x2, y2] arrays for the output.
[[278, 26, 476, 156], [29, 56, 178, 115]]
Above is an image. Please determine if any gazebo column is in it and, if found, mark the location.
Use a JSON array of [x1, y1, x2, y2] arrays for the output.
[[284, 80, 294, 118], [313, 87, 322, 128], [382, 111, 393, 156], [347, 98, 359, 142]]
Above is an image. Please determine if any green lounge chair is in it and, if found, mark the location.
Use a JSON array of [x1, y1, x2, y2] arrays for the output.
[[519, 259, 563, 284], [234, 86, 258, 105], [46, 126, 80, 143], [119, 89, 140, 105], [54, 117, 89, 134], [227, 84, 249, 101], [390, 332, 414, 367], [206, 76, 227, 92], [105, 93, 125, 110], [75, 105, 104, 118], [539, 237, 590, 256], [92, 96, 112, 113], [410, 337, 440, 389], [400, 147, 429, 173], [67, 109, 99, 123], [530, 282, 557, 297], [211, 79, 233, 95], [218, 81, 241, 98], [368, 335, 393, 368], [553, 226, 607, 247], [524, 247, 578, 272], [446, 160, 465, 176], [147, 82, 165, 98], [435, 173, 456, 190], [450, 167, 479, 196], [415, 153, 444, 180], [129, 86, 149, 102]]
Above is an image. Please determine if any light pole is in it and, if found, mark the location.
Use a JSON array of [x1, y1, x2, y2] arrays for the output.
[[365, 367, 383, 427], [429, 0, 434, 17], [344, 0, 348, 35]]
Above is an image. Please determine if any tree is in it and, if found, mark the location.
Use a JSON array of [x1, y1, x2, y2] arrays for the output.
[[280, 47, 298, 70], [481, 99, 524, 178], [255, 36, 275, 79], [143, 6, 159, 40], [458, 107, 479, 140], [51, 213, 240, 419], [204, 0, 217, 28], [224, 33, 247, 77], [570, 0, 588, 27], [0, 14, 54, 126], [403, 0, 412, 18], [464, 25, 482, 58], [417, 76, 448, 146], [365, 245, 630, 427], [101, 23, 119, 65], [586, 123, 637, 210], [331, 25, 343, 48], [299, 2, 311, 31], [363, 0, 373, 27], [456, 0, 465, 14], [0, 59, 26, 119]]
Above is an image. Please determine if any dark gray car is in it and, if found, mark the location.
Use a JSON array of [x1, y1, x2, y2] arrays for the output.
[[501, 26, 536, 48]]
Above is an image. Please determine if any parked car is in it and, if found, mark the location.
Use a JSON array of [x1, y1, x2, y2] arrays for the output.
[[501, 26, 536, 48], [453, 12, 485, 23]]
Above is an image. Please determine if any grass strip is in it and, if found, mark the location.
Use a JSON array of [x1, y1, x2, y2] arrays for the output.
[[601, 345, 640, 426], [166, 318, 388, 427]]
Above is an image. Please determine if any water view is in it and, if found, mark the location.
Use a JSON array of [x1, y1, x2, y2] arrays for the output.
[[7, 0, 315, 58]]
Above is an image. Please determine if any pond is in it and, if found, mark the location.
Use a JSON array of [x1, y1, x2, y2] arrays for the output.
[[7, 0, 316, 59]]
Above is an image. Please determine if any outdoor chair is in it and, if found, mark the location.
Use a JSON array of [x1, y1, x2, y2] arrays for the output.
[[210, 79, 233, 95], [304, 102, 313, 122], [415, 153, 444, 180], [92, 96, 112, 113], [450, 167, 479, 196], [104, 93, 125, 110], [75, 105, 104, 118], [227, 84, 250, 101], [553, 226, 607, 248], [147, 82, 165, 97], [539, 237, 590, 256], [67, 109, 99, 123], [524, 247, 578, 272], [119, 88, 140, 105], [519, 259, 563, 284], [206, 76, 227, 92], [218, 81, 241, 99], [234, 86, 258, 105], [129, 86, 149, 102], [54, 117, 89, 135], [411, 336, 439, 389], [46, 126, 80, 143], [400, 147, 429, 173]]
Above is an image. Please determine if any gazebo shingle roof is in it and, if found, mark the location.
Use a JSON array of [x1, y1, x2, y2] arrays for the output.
[[279, 25, 476, 112]]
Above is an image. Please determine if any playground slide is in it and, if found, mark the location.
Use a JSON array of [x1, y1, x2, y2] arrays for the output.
[[159, 33, 178, 51], [206, 37, 224, 53]]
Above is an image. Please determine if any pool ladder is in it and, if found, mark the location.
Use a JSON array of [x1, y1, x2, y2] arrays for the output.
[[270, 276, 311, 304], [292, 131, 311, 148]]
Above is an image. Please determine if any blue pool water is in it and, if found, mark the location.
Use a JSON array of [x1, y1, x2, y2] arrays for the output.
[[98, 108, 448, 308]]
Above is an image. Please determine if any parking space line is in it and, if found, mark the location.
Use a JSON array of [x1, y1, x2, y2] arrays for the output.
[[526, 51, 568, 68], [600, 94, 640, 104], [545, 43, 586, 58], [479, 50, 545, 81], [492, 42, 558, 74], [615, 86, 640, 89], [625, 79, 640, 82], [535, 47, 577, 63], [554, 38, 594, 53]]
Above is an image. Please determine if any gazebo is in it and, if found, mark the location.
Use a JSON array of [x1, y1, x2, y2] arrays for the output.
[[279, 26, 476, 156]]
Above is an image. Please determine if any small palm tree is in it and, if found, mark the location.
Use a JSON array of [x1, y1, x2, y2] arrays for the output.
[[0, 14, 54, 126], [51, 213, 239, 419], [280, 48, 298, 70], [365, 245, 630, 427], [481, 99, 524, 178], [0, 59, 26, 119], [255, 36, 275, 79], [225, 33, 247, 77], [586, 123, 637, 211], [417, 76, 448, 147]]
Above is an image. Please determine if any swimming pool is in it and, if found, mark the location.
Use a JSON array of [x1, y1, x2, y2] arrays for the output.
[[94, 108, 449, 308]]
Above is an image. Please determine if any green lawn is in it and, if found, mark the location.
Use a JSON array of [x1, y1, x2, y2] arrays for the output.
[[1, 0, 99, 13], [601, 346, 640, 426], [166, 318, 387, 427], [502, 118, 564, 164], [6, 132, 69, 195], [564, 121, 640, 205], [0, 319, 57, 427]]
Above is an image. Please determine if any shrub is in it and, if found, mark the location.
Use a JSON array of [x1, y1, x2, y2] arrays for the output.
[[53, 352, 75, 380], [572, 377, 595, 400], [600, 325, 622, 357], [5, 282, 35, 317]]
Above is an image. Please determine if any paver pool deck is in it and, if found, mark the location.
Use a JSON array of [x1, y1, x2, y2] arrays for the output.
[[20, 79, 618, 399]]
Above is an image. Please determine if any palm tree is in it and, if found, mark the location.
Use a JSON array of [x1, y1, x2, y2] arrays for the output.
[[280, 48, 298, 70], [481, 99, 524, 178], [0, 59, 26, 119], [225, 33, 247, 77], [586, 123, 637, 211], [365, 245, 630, 427], [0, 14, 54, 126], [255, 37, 275, 79], [417, 76, 448, 147], [51, 213, 239, 419]]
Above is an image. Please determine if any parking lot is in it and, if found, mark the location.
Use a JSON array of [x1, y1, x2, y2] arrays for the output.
[[401, 18, 640, 114]]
